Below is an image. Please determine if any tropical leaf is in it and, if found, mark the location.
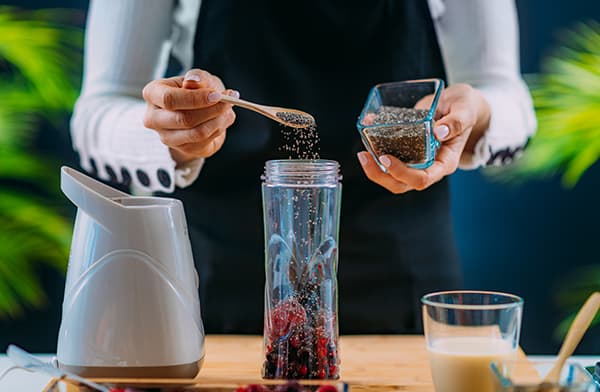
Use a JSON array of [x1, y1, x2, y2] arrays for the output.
[[0, 7, 83, 110], [0, 224, 67, 317], [489, 21, 600, 187], [0, 83, 41, 148], [0, 191, 71, 253], [554, 266, 600, 339], [0, 7, 81, 317]]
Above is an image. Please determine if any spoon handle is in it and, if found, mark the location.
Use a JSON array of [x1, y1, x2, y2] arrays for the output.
[[219, 94, 277, 118], [543, 291, 600, 383]]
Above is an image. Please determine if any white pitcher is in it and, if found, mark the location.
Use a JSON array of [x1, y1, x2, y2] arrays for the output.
[[56, 167, 204, 378]]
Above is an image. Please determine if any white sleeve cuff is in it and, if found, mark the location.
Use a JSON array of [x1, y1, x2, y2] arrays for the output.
[[458, 80, 536, 170], [71, 95, 206, 194], [174, 158, 205, 188]]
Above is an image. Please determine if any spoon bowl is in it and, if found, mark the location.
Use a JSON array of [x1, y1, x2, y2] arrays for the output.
[[219, 94, 315, 129]]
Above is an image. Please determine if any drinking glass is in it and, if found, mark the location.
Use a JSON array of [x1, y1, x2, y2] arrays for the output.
[[422, 290, 524, 392]]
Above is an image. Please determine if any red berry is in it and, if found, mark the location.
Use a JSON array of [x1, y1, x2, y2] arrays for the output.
[[290, 333, 301, 348], [245, 384, 270, 392], [299, 365, 308, 376], [269, 298, 307, 338], [318, 368, 326, 378], [329, 364, 338, 376], [316, 386, 338, 392]]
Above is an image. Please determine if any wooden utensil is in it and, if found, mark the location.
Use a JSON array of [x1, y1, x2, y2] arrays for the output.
[[182, 79, 315, 128], [542, 291, 600, 384], [218, 94, 315, 129]]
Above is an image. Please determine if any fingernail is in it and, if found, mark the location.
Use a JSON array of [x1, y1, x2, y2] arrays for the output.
[[435, 125, 450, 141], [379, 155, 391, 168], [207, 91, 221, 103], [357, 152, 368, 166], [230, 90, 240, 99], [184, 72, 202, 82]]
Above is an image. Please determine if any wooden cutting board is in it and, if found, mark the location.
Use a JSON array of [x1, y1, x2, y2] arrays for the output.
[[53, 335, 525, 391]]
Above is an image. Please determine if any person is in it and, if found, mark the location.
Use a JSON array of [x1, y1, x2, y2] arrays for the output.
[[71, 0, 536, 333]]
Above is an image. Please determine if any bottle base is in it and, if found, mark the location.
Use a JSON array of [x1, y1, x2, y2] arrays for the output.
[[58, 358, 203, 379]]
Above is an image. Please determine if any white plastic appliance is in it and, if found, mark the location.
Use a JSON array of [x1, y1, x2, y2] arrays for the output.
[[56, 167, 204, 378]]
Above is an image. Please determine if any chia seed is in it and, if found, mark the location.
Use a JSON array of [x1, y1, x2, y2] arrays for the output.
[[279, 113, 320, 160], [276, 111, 315, 128], [364, 106, 429, 164]]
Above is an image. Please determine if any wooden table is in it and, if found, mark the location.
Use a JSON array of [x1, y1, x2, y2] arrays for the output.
[[57, 335, 436, 391], [199, 335, 435, 391]]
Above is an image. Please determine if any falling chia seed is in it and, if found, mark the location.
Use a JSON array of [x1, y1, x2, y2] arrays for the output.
[[278, 112, 320, 160], [364, 106, 429, 164]]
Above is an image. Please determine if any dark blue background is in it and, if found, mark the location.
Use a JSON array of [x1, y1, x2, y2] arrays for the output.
[[0, 0, 598, 354], [451, 1, 600, 354]]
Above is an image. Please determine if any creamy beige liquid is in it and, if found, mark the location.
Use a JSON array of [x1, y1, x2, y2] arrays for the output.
[[428, 336, 515, 392]]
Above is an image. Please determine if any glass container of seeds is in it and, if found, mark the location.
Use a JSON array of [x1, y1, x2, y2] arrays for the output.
[[356, 78, 444, 170], [491, 361, 596, 392]]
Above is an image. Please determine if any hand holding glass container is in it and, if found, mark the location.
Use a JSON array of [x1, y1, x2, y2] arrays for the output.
[[357, 79, 444, 171]]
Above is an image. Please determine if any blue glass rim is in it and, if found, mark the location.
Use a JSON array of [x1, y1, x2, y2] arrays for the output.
[[490, 361, 595, 389], [356, 78, 445, 131]]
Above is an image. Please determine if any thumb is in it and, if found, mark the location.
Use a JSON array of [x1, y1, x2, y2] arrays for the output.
[[433, 103, 472, 142], [182, 69, 206, 89]]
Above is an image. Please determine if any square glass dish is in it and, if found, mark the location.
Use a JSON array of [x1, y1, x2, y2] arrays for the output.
[[356, 78, 444, 171], [491, 360, 596, 392], [585, 362, 600, 391]]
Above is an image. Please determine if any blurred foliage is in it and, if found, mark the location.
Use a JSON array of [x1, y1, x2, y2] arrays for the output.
[[484, 21, 600, 341], [490, 22, 600, 187], [0, 7, 82, 317], [554, 267, 600, 340]]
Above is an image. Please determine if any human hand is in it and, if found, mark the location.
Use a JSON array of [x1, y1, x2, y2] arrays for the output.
[[357, 83, 490, 194], [142, 69, 238, 164]]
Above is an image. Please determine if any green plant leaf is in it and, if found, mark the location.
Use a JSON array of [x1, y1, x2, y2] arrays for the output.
[[0, 7, 81, 317], [554, 266, 600, 340], [0, 7, 83, 111], [489, 21, 600, 187], [0, 191, 72, 255]]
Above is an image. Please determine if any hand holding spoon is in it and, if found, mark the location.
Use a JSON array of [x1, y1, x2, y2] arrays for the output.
[[181, 78, 315, 129], [183, 80, 315, 128], [542, 291, 600, 385]]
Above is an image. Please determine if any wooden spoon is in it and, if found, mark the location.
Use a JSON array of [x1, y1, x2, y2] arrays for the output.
[[181, 79, 315, 128], [542, 291, 600, 384], [218, 94, 315, 129]]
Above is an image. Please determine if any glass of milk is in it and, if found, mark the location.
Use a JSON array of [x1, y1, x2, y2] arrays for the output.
[[421, 291, 524, 392]]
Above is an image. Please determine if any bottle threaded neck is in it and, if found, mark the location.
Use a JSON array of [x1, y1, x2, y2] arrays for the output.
[[263, 159, 341, 186]]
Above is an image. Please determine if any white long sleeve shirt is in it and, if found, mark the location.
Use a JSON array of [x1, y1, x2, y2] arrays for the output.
[[71, 0, 536, 193]]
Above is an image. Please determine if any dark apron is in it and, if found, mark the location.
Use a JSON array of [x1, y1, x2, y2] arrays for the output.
[[176, 0, 461, 334]]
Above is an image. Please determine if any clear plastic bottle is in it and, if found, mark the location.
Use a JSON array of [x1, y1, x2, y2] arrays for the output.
[[261, 160, 342, 380]]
